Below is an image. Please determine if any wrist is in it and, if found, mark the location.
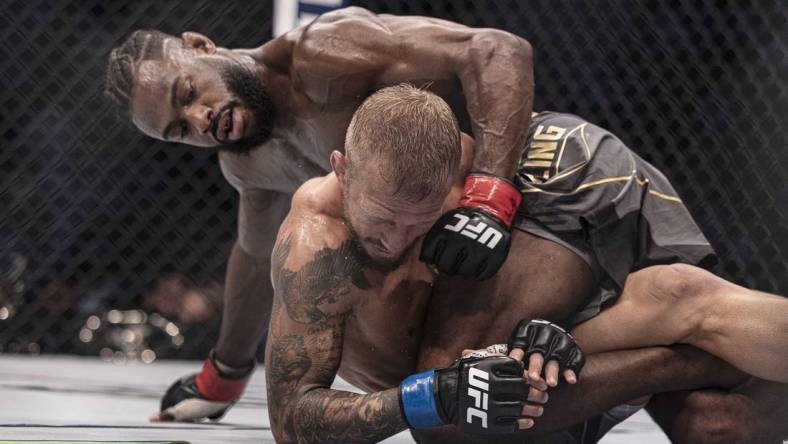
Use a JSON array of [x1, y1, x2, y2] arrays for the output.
[[399, 369, 446, 429], [194, 349, 254, 402], [459, 174, 522, 228], [212, 350, 255, 377]]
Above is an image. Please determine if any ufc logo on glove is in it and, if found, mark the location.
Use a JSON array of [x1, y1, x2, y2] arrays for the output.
[[443, 214, 503, 249], [466, 367, 490, 428], [420, 174, 521, 280]]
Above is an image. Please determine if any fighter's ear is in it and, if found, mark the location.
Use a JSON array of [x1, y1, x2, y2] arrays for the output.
[[181, 32, 216, 54], [330, 150, 348, 184], [458, 132, 476, 183]]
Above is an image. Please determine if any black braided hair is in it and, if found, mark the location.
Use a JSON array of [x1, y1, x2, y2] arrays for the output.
[[104, 30, 174, 116]]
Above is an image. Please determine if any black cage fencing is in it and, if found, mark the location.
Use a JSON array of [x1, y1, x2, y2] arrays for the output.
[[1, 0, 786, 362]]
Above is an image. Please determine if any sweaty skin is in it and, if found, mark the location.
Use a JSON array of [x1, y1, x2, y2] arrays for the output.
[[131, 6, 534, 372], [267, 135, 788, 443]]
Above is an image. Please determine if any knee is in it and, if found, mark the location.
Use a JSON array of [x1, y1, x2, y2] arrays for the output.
[[631, 263, 721, 303], [681, 391, 752, 444]]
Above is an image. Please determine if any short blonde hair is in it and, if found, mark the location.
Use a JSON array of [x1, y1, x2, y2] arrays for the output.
[[345, 84, 461, 201]]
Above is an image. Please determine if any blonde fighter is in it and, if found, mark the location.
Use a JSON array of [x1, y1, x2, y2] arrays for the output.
[[266, 85, 788, 443]]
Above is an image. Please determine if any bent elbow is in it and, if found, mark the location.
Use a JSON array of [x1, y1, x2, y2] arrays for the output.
[[472, 29, 532, 62]]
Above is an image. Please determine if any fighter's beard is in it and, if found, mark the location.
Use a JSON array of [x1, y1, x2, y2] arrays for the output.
[[342, 204, 415, 274], [214, 63, 275, 155]]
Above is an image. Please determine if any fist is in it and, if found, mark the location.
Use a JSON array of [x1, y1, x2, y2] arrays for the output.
[[152, 349, 254, 422], [420, 174, 522, 280], [155, 374, 235, 422], [437, 355, 528, 434], [420, 207, 512, 280]]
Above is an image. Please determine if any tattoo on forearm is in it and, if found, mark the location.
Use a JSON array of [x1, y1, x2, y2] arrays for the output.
[[267, 334, 312, 432], [272, 234, 370, 323], [268, 233, 404, 442], [294, 388, 407, 443]]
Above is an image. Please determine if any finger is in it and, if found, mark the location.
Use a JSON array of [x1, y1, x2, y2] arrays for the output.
[[528, 373, 548, 391], [509, 347, 525, 361], [150, 411, 173, 422], [486, 344, 509, 355], [527, 353, 545, 382], [517, 418, 534, 429], [521, 403, 544, 417], [564, 369, 577, 384], [461, 349, 476, 357], [544, 360, 560, 387], [527, 386, 549, 404]]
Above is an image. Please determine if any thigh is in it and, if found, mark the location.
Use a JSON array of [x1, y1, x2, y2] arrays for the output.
[[418, 230, 594, 369]]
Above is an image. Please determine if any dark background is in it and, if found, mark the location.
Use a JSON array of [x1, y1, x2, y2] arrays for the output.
[[1, 0, 786, 360]]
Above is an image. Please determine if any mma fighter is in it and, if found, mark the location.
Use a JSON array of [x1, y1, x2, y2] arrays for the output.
[[105, 7, 536, 422], [266, 85, 788, 443], [103, 7, 788, 443]]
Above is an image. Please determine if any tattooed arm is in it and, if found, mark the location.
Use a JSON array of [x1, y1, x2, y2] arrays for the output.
[[266, 217, 408, 443]]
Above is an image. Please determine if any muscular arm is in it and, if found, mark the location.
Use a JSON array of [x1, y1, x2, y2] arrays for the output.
[[266, 229, 407, 443], [214, 189, 290, 367], [293, 7, 533, 178], [214, 240, 273, 366], [414, 346, 738, 444]]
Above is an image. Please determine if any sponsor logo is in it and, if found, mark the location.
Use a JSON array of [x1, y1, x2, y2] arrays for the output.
[[466, 367, 490, 428], [443, 214, 502, 249]]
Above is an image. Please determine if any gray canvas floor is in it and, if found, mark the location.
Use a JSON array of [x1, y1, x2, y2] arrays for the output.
[[0, 355, 668, 443]]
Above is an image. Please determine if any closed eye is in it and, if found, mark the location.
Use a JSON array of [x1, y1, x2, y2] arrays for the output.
[[369, 217, 395, 227], [185, 80, 196, 104]]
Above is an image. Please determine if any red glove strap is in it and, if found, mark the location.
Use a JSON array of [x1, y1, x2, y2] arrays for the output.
[[459, 174, 523, 229], [195, 357, 251, 403]]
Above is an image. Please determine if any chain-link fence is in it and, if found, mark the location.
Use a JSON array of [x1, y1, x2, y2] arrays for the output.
[[1, 0, 786, 362]]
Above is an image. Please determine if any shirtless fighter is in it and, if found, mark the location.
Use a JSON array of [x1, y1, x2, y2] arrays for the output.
[[267, 84, 788, 443], [105, 7, 535, 421]]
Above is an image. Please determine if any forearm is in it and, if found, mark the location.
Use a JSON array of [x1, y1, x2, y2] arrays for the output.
[[281, 387, 407, 443], [526, 346, 726, 434], [413, 346, 723, 443], [215, 240, 273, 367], [459, 31, 533, 177]]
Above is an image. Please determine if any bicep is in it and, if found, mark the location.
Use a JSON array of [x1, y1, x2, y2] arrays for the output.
[[266, 224, 362, 389], [265, 231, 355, 430], [266, 298, 347, 391]]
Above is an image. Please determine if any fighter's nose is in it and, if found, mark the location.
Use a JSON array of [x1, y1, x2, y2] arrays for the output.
[[380, 234, 408, 255], [183, 104, 213, 134]]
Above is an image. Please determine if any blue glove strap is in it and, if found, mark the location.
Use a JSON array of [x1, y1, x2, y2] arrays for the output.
[[399, 369, 445, 429]]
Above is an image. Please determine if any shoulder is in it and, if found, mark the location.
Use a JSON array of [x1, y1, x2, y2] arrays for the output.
[[275, 175, 354, 273], [260, 9, 379, 72], [294, 7, 387, 59], [272, 176, 369, 323], [305, 6, 379, 31]]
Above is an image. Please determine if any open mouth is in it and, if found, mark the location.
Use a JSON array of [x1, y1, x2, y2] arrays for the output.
[[216, 107, 233, 142], [212, 105, 243, 143]]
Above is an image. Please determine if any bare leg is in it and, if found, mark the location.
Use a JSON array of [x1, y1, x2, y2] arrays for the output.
[[571, 263, 788, 383], [648, 379, 788, 443]]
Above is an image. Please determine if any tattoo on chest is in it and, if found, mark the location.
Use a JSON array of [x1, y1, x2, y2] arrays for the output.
[[272, 234, 371, 323]]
